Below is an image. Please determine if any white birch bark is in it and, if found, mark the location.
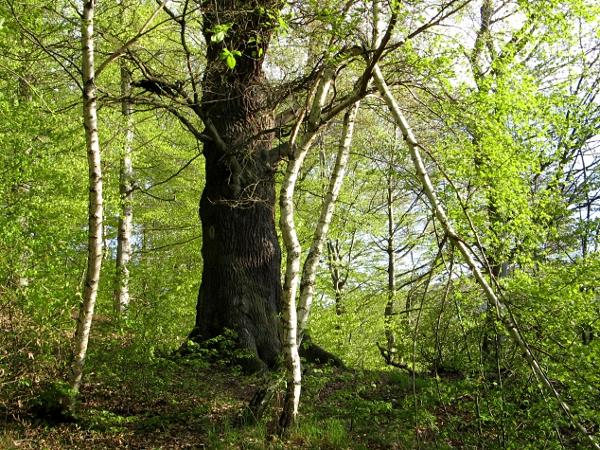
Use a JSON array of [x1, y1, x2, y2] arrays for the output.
[[279, 138, 309, 430], [373, 64, 600, 449], [295, 0, 378, 344], [279, 74, 332, 430], [15, 77, 32, 289], [384, 177, 397, 357], [326, 239, 346, 316], [296, 102, 359, 343], [372, 0, 383, 49], [114, 63, 134, 314], [69, 0, 103, 395]]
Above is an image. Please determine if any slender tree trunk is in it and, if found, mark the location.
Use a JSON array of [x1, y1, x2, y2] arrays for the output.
[[297, 102, 359, 341], [279, 99, 358, 432], [326, 239, 346, 316], [191, 1, 283, 367], [278, 68, 333, 431], [114, 63, 134, 314], [279, 138, 310, 432], [384, 178, 397, 360], [468, 0, 508, 369], [13, 72, 33, 290], [373, 64, 600, 450], [69, 0, 102, 395]]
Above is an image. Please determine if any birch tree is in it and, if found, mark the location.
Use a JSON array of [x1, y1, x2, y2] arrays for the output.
[[67, 0, 166, 404], [373, 62, 600, 450], [296, 102, 360, 343], [114, 62, 134, 314], [68, 0, 102, 397], [279, 71, 334, 431]]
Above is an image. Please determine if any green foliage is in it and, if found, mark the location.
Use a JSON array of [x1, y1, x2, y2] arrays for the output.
[[290, 417, 349, 449], [209, 23, 232, 43], [82, 409, 136, 432], [220, 47, 242, 69], [1, 0, 600, 448], [30, 381, 78, 421]]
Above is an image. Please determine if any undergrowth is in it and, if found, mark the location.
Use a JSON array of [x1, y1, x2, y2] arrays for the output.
[[1, 290, 596, 449]]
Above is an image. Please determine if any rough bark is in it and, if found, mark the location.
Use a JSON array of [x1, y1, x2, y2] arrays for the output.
[[69, 0, 103, 395], [114, 63, 134, 314], [191, 1, 283, 367]]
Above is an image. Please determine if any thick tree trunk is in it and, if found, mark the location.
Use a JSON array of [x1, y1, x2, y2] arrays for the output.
[[193, 175, 282, 366], [191, 1, 282, 367]]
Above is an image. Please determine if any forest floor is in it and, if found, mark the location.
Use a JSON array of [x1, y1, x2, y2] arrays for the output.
[[1, 361, 481, 450], [0, 309, 497, 449], [0, 352, 480, 449]]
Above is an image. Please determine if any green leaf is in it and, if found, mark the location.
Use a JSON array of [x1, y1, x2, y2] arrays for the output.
[[209, 23, 232, 43], [277, 15, 288, 33], [226, 54, 236, 69], [220, 48, 242, 69], [211, 31, 226, 43]]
